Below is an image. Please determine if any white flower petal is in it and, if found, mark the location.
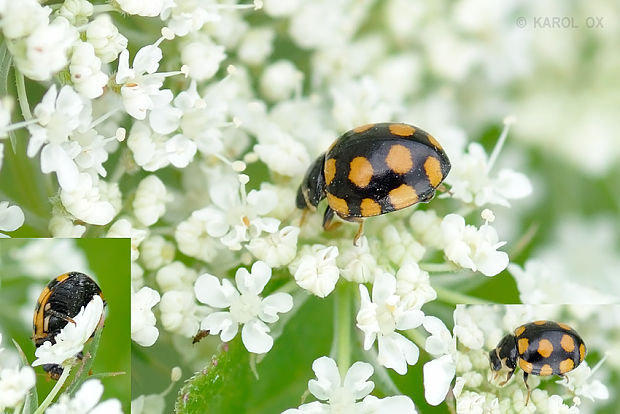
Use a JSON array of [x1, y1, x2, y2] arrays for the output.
[[396, 309, 424, 331], [241, 318, 273, 354], [201, 311, 237, 342], [194, 273, 235, 308], [259, 292, 293, 323], [308, 356, 341, 400], [377, 333, 419, 375], [423, 355, 456, 406], [361, 395, 416, 413], [343, 361, 374, 400]]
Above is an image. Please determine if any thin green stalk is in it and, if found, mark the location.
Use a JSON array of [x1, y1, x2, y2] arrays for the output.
[[92, 4, 119, 13], [434, 285, 490, 305], [419, 262, 458, 273], [403, 327, 427, 350], [33, 365, 71, 414], [335, 282, 352, 377], [14, 69, 32, 121]]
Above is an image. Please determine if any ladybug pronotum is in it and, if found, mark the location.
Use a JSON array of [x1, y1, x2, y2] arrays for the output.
[[296, 123, 451, 243], [489, 320, 586, 404], [33, 272, 106, 379]]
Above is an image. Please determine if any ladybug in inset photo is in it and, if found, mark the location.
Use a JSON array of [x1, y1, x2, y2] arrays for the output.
[[489, 320, 586, 404], [32, 271, 106, 379], [296, 122, 451, 243]]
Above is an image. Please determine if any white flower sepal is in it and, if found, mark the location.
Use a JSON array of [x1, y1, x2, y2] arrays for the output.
[[281, 356, 416, 414], [32, 295, 104, 368], [356, 272, 424, 375], [195, 261, 293, 354], [440, 214, 509, 277], [46, 379, 122, 414]]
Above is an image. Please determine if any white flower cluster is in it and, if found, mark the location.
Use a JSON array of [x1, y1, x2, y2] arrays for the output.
[[0, 333, 36, 412], [282, 356, 416, 413]]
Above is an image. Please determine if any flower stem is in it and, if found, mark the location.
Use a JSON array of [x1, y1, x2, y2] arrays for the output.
[[335, 282, 352, 377], [404, 327, 427, 350], [420, 262, 458, 273], [434, 286, 490, 305], [34, 365, 72, 414], [487, 116, 515, 172], [15, 69, 32, 121], [92, 4, 119, 13]]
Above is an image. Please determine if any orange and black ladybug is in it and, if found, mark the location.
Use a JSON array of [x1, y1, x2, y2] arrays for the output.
[[490, 320, 586, 404], [33, 272, 106, 379], [296, 123, 451, 242]]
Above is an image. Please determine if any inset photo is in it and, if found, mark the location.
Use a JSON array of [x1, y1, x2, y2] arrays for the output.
[[0, 238, 130, 413], [440, 304, 617, 413]]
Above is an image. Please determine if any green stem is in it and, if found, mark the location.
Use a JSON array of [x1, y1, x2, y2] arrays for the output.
[[14, 69, 32, 121], [276, 280, 298, 295], [33, 365, 71, 414], [335, 282, 352, 377], [403, 327, 427, 350], [12, 400, 24, 414], [434, 285, 490, 305], [92, 4, 119, 13], [419, 262, 458, 273]]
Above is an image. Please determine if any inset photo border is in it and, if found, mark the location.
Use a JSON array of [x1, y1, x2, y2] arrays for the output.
[[0, 238, 130, 412]]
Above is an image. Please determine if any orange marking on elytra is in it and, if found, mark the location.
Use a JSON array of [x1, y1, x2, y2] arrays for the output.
[[348, 157, 373, 188], [559, 358, 575, 374], [324, 158, 336, 185], [327, 193, 349, 216], [353, 124, 374, 133], [388, 184, 418, 210], [360, 198, 381, 217], [385, 144, 413, 174], [560, 334, 575, 353], [389, 123, 415, 136], [537, 339, 554, 358], [519, 359, 533, 374], [424, 156, 443, 187], [539, 364, 553, 376]]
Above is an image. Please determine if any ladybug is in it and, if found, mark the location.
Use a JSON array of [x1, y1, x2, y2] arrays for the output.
[[489, 320, 586, 404], [32, 272, 106, 380], [296, 123, 451, 243]]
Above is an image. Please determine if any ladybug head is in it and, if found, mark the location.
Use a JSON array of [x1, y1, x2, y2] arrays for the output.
[[296, 153, 326, 210], [43, 363, 64, 380], [489, 333, 518, 374]]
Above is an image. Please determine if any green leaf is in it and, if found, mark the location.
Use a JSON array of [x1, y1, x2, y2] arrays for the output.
[[66, 316, 106, 396], [0, 39, 18, 151], [175, 295, 334, 414]]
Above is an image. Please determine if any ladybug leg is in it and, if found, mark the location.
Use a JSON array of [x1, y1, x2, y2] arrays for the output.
[[299, 208, 309, 227], [499, 369, 513, 386], [523, 372, 531, 405], [47, 309, 76, 325], [322, 206, 341, 231], [437, 184, 453, 196], [352, 219, 364, 246]]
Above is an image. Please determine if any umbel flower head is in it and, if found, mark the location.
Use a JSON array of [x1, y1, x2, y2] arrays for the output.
[[32, 294, 104, 368]]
